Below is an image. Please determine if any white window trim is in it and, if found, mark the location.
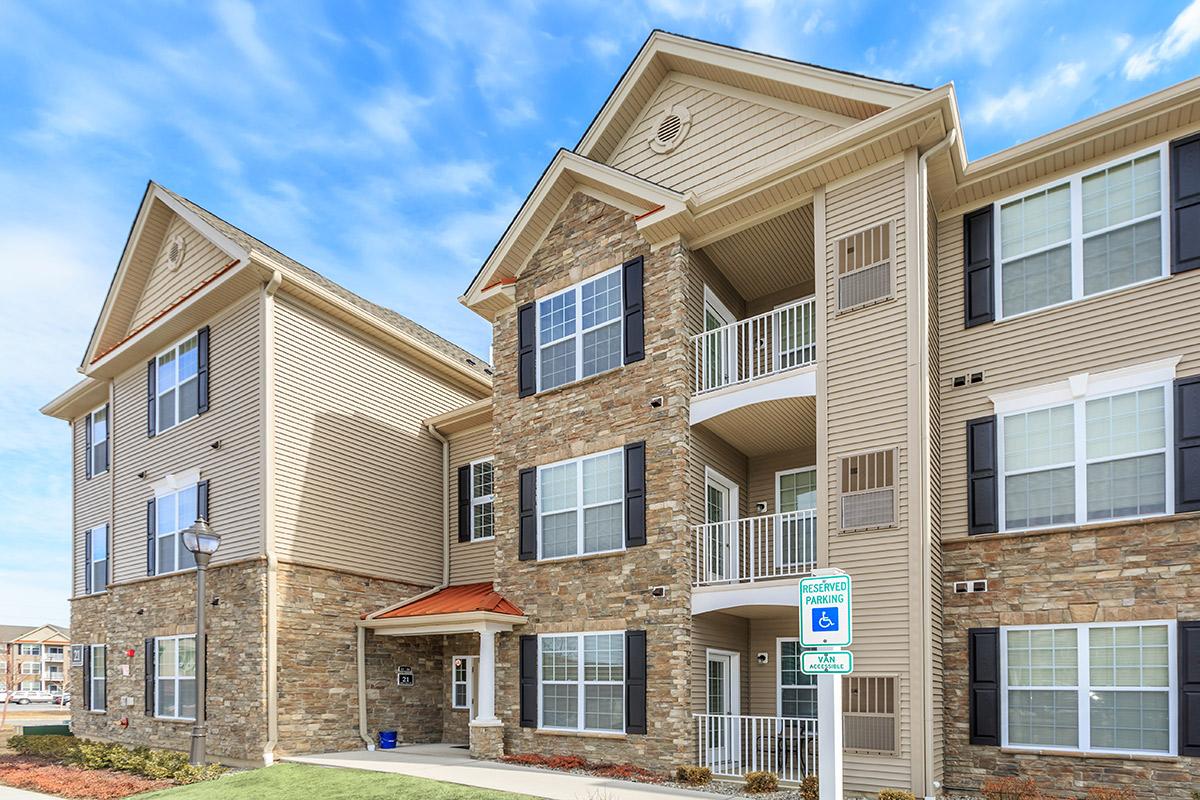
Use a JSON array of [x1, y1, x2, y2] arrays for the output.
[[87, 405, 108, 476], [535, 266, 624, 393], [536, 447, 626, 561], [154, 634, 197, 721], [536, 630, 626, 734], [18, 645, 40, 656], [153, 482, 200, 577], [451, 654, 476, 711], [469, 458, 495, 542], [87, 523, 108, 595], [89, 645, 105, 713], [994, 143, 1171, 321], [154, 332, 201, 436], [996, 373, 1175, 533], [1000, 620, 1177, 757], [776, 638, 817, 719]]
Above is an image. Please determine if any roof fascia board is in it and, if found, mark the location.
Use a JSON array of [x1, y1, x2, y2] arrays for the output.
[[40, 378, 108, 421], [361, 610, 528, 634], [668, 71, 862, 129], [575, 31, 663, 158], [425, 397, 493, 434]]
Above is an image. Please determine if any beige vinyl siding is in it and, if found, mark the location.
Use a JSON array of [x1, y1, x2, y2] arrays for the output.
[[691, 612, 750, 713], [936, 148, 1200, 540], [272, 293, 478, 585], [691, 426, 749, 526], [926, 195, 944, 784], [128, 215, 233, 332], [73, 415, 111, 597], [608, 76, 842, 197], [746, 616, 800, 717], [823, 159, 913, 791], [96, 199, 174, 356], [111, 292, 263, 583], [747, 448, 816, 514], [448, 423, 495, 585]]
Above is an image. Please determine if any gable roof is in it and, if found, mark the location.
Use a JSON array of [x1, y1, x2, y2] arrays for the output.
[[1, 624, 69, 643], [374, 582, 524, 620]]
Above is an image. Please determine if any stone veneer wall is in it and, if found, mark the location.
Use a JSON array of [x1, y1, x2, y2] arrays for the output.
[[490, 192, 696, 769], [68, 560, 269, 764], [942, 515, 1200, 798], [274, 561, 441, 755]]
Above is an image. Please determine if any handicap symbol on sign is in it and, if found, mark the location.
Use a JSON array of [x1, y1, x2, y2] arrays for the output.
[[811, 607, 839, 632]]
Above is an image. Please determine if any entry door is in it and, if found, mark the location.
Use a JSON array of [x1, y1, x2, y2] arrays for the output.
[[706, 652, 740, 768], [705, 472, 737, 582], [703, 298, 736, 389], [776, 468, 816, 568]]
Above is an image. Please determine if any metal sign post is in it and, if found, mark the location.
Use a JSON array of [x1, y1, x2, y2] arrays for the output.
[[800, 569, 853, 800]]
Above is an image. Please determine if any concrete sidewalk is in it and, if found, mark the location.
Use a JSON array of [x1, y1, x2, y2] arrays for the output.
[[0, 786, 59, 800], [286, 744, 720, 800]]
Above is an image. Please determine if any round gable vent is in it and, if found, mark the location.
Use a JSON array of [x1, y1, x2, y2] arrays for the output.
[[166, 234, 186, 271], [649, 105, 691, 154]]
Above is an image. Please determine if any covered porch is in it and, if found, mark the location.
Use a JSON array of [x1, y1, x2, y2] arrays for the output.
[[357, 582, 527, 758]]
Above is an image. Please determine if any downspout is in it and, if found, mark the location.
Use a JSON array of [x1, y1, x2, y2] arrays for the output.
[[261, 270, 282, 765], [356, 423, 451, 749], [915, 130, 956, 797]]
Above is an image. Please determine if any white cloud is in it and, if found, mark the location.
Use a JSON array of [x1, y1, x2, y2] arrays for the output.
[[1123, 0, 1200, 80], [904, 0, 1028, 73], [585, 35, 621, 61], [356, 86, 431, 148], [972, 61, 1087, 126]]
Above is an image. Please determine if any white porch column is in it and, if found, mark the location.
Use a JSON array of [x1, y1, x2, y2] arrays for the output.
[[817, 673, 843, 800], [474, 626, 500, 724]]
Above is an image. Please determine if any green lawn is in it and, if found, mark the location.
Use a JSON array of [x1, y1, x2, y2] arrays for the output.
[[139, 762, 537, 799]]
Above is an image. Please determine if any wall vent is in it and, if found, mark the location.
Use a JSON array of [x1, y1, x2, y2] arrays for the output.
[[953, 580, 989, 594], [843, 675, 898, 756], [649, 106, 691, 154], [166, 234, 186, 271], [836, 221, 894, 312], [838, 448, 897, 531]]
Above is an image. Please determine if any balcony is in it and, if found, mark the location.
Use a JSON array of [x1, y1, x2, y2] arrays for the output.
[[692, 296, 816, 396], [694, 714, 818, 783], [694, 510, 816, 588]]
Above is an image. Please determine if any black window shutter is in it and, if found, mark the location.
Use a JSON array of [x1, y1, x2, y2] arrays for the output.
[[1171, 132, 1200, 275], [81, 645, 91, 711], [517, 302, 537, 398], [968, 627, 1000, 746], [84, 416, 93, 480], [101, 403, 110, 473], [197, 480, 209, 522], [146, 498, 156, 576], [519, 634, 538, 728], [457, 465, 472, 542], [144, 638, 155, 716], [146, 359, 156, 437], [963, 206, 995, 327], [1180, 620, 1200, 756], [622, 256, 645, 364], [967, 416, 998, 535], [518, 467, 537, 561], [196, 326, 210, 414], [624, 441, 647, 547], [84, 529, 93, 595], [1176, 376, 1200, 513], [625, 630, 647, 734]]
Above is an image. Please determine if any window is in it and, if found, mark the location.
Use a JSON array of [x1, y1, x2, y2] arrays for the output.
[[89, 524, 108, 593], [45, 646, 63, 660], [18, 645, 40, 657], [452, 656, 474, 709], [537, 268, 623, 392], [1000, 383, 1170, 530], [996, 146, 1168, 318], [1001, 621, 1175, 754], [19, 681, 40, 692], [155, 334, 200, 434], [470, 460, 495, 541], [89, 646, 105, 712], [20, 662, 40, 674], [539, 632, 624, 732], [155, 484, 198, 575], [87, 406, 108, 475], [538, 449, 624, 559], [778, 640, 816, 718], [155, 635, 197, 720]]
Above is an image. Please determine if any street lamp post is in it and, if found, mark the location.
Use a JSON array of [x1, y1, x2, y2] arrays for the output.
[[182, 518, 221, 767]]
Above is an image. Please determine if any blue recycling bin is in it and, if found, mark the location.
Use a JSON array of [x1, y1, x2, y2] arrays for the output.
[[378, 730, 397, 749]]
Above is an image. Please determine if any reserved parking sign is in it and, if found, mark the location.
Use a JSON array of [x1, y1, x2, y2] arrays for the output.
[[799, 572, 853, 647]]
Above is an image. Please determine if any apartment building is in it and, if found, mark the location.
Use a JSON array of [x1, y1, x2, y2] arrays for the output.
[[0, 625, 69, 694], [42, 183, 492, 764]]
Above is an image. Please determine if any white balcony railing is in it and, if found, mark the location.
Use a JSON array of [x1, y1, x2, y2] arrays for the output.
[[695, 714, 818, 783], [692, 296, 816, 395], [694, 510, 816, 587]]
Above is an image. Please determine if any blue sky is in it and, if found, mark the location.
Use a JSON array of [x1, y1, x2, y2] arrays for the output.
[[1, 0, 1197, 628]]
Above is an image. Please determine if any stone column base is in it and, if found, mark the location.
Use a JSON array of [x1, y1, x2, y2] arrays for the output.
[[468, 721, 504, 760]]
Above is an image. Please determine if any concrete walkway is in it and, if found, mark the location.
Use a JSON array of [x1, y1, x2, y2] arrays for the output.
[[286, 744, 719, 800], [0, 786, 59, 800]]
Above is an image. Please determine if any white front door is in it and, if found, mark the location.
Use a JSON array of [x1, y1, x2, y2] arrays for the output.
[[452, 655, 479, 722], [703, 290, 737, 390], [706, 651, 741, 768], [705, 470, 739, 582]]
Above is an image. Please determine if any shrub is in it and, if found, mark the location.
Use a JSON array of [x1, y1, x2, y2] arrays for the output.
[[0, 760, 171, 800], [982, 777, 1045, 800], [744, 770, 779, 794], [879, 791, 916, 800], [6, 734, 80, 762], [675, 765, 712, 786], [501, 753, 548, 766], [800, 775, 819, 800], [590, 763, 663, 784], [1084, 790, 1135, 800], [6, 734, 224, 785], [545, 754, 589, 771]]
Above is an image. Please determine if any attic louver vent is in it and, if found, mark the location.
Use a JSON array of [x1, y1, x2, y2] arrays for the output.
[[167, 235, 186, 271], [649, 106, 691, 154], [836, 221, 894, 313]]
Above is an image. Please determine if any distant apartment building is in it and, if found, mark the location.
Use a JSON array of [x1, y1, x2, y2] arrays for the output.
[[0, 625, 69, 694], [43, 29, 1200, 798]]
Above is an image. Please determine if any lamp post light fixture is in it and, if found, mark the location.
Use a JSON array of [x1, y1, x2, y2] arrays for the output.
[[182, 518, 220, 767]]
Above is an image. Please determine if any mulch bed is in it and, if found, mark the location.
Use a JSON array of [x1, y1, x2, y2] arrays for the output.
[[0, 755, 172, 799]]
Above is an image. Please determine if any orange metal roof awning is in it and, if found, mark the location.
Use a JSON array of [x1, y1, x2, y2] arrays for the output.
[[374, 583, 524, 620]]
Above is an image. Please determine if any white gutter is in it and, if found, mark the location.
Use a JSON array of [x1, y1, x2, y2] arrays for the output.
[[261, 270, 282, 765], [915, 129, 956, 798]]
